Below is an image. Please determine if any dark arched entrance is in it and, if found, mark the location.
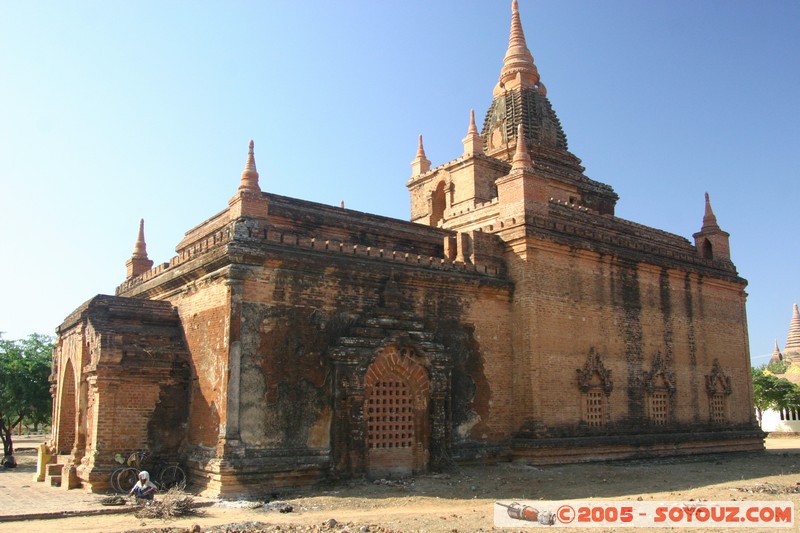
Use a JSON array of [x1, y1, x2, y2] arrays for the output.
[[56, 359, 77, 454]]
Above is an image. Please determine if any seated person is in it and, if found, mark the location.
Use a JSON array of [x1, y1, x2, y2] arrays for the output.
[[129, 470, 158, 500]]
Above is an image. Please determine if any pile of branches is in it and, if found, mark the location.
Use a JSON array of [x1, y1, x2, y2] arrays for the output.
[[134, 487, 206, 520]]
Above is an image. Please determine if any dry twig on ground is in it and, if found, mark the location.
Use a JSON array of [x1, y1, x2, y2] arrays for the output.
[[133, 487, 206, 520]]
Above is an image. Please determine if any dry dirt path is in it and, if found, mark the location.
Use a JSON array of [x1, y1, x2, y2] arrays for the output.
[[1, 436, 799, 532]]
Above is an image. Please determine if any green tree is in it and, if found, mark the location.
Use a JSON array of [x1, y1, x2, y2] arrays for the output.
[[753, 366, 800, 425], [0, 333, 53, 457], [767, 359, 791, 374]]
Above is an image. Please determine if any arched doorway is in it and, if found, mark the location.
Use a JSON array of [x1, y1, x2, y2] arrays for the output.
[[430, 182, 446, 227], [56, 359, 77, 454], [364, 346, 430, 478], [700, 238, 713, 259]]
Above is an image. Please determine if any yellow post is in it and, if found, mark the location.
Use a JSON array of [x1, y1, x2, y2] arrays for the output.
[[33, 443, 53, 482]]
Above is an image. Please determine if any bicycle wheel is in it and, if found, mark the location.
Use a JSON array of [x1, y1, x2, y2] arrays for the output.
[[114, 467, 139, 494], [158, 464, 186, 490], [109, 467, 126, 493]]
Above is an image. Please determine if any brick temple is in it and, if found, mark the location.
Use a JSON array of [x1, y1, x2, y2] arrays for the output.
[[47, 0, 763, 497]]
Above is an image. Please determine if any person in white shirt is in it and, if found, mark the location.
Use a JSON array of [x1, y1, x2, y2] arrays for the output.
[[129, 470, 158, 500]]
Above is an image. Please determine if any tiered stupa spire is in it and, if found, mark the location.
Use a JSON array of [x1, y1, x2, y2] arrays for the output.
[[510, 124, 533, 172], [462, 109, 484, 157], [785, 304, 800, 357], [238, 140, 261, 194], [701, 192, 720, 231], [132, 219, 148, 259], [416, 135, 427, 159], [494, 0, 544, 97], [125, 219, 154, 278], [411, 134, 431, 176], [692, 191, 731, 261], [481, 0, 590, 180], [229, 139, 269, 218], [467, 109, 479, 136], [769, 340, 783, 365]]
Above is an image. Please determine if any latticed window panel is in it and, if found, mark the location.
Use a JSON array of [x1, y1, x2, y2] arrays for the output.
[[366, 380, 414, 449], [649, 391, 669, 425], [585, 391, 605, 427], [710, 393, 726, 423]]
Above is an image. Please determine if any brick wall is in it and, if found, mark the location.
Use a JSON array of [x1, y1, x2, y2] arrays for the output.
[[169, 280, 230, 449], [505, 236, 752, 436], [52, 296, 190, 491]]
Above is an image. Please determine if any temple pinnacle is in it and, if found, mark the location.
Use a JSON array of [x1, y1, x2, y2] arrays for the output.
[[769, 339, 783, 365], [702, 192, 719, 230], [495, 0, 544, 97], [785, 304, 800, 357], [416, 134, 427, 159], [238, 139, 261, 194], [126, 218, 154, 278], [411, 134, 431, 175], [132, 219, 148, 259], [468, 109, 479, 136], [245, 140, 257, 172], [510, 123, 533, 171], [462, 109, 484, 157]]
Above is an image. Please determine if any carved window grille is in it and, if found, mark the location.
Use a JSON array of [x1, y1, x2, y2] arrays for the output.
[[366, 380, 414, 450], [648, 391, 670, 425], [644, 352, 674, 426], [710, 393, 726, 423], [584, 391, 606, 427], [706, 358, 732, 424], [577, 348, 612, 427]]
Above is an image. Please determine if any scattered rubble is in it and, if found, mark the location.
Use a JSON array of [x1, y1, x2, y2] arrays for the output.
[[261, 501, 294, 513], [735, 482, 800, 495], [371, 478, 413, 489]]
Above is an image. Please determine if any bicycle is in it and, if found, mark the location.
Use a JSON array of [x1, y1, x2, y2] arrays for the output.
[[110, 465, 139, 493], [155, 462, 187, 490], [109, 451, 187, 493], [109, 450, 146, 493]]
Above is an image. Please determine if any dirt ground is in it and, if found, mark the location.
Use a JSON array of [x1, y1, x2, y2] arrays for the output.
[[3, 438, 800, 533]]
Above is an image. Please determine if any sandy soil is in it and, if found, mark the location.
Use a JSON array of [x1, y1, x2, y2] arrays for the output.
[[3, 439, 800, 533]]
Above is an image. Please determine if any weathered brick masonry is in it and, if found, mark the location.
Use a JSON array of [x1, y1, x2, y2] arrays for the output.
[[52, 296, 189, 491], [48, 0, 762, 497]]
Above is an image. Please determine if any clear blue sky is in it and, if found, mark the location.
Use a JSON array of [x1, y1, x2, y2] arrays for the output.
[[1, 1, 797, 367]]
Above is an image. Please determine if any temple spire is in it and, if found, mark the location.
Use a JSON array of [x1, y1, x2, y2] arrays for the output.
[[769, 340, 783, 365], [701, 192, 720, 230], [494, 0, 544, 97], [132, 219, 148, 259], [510, 124, 533, 171], [693, 191, 731, 261], [785, 304, 800, 357], [462, 109, 484, 157], [229, 139, 269, 218], [126, 219, 154, 278], [238, 140, 261, 194], [411, 134, 431, 176], [467, 109, 479, 136], [416, 134, 427, 159]]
